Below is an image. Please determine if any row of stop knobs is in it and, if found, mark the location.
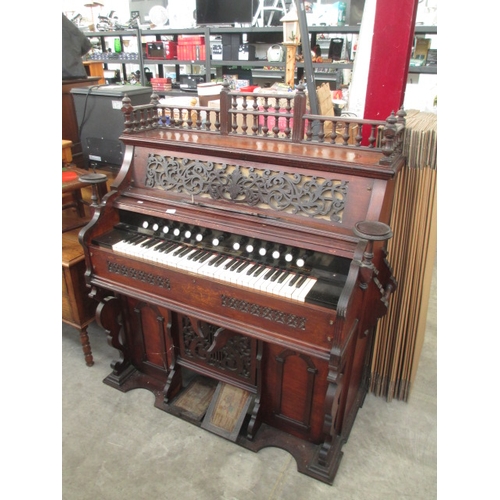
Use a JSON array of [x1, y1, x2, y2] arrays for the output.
[[141, 219, 310, 267]]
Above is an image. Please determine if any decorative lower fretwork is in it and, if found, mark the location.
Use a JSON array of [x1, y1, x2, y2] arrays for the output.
[[182, 317, 253, 380], [221, 294, 307, 330], [107, 260, 171, 289]]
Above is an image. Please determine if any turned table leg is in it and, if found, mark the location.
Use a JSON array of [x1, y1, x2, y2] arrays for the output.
[[78, 326, 94, 367]]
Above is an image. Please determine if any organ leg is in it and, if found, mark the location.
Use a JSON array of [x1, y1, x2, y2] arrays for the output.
[[96, 295, 134, 386]]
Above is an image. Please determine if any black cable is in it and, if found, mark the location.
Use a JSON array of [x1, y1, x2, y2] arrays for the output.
[[78, 84, 107, 134], [77, 84, 111, 171]]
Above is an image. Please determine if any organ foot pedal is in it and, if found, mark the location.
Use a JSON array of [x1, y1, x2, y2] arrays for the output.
[[167, 376, 254, 443], [201, 382, 254, 442], [167, 376, 217, 423]]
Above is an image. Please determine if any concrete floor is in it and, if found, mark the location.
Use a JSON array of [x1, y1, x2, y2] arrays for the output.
[[62, 268, 436, 500]]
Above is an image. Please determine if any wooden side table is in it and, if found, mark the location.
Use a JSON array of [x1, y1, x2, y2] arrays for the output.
[[83, 61, 105, 85], [62, 139, 73, 164], [62, 228, 97, 366]]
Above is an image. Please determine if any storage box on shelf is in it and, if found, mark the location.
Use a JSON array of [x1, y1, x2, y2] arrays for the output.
[[146, 40, 177, 60], [151, 78, 172, 92], [177, 35, 206, 60]]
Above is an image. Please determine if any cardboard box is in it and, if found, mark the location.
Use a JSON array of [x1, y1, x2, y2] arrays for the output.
[[413, 38, 431, 65], [197, 83, 223, 106]]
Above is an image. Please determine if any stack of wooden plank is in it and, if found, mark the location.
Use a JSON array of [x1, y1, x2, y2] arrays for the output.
[[371, 109, 437, 402]]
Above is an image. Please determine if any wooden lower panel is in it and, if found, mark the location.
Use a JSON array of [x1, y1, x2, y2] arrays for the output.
[[260, 342, 330, 444]]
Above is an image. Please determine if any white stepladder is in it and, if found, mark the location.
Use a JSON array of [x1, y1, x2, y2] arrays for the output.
[[252, 0, 288, 27]]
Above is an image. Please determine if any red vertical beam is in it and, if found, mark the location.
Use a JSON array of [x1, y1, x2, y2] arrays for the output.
[[363, 0, 419, 120]]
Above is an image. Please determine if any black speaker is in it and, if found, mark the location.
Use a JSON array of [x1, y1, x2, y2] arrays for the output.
[[71, 85, 152, 169], [328, 38, 344, 61]]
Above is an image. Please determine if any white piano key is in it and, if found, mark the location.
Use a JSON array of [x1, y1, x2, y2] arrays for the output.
[[111, 231, 325, 306], [270, 272, 296, 296], [292, 277, 318, 302]]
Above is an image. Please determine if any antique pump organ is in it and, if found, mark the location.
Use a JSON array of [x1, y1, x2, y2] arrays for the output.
[[79, 83, 405, 484]]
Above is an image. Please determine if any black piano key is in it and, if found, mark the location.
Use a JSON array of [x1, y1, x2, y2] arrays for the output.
[[294, 275, 308, 288], [187, 249, 205, 260], [153, 241, 172, 252], [234, 261, 249, 273], [269, 269, 282, 282], [253, 266, 267, 278], [141, 238, 160, 248], [223, 258, 236, 270], [199, 253, 218, 264], [276, 270, 290, 283], [264, 267, 277, 280], [229, 259, 244, 271], [177, 246, 194, 257], [125, 234, 144, 244], [131, 235, 150, 245], [171, 245, 187, 256], [246, 263, 261, 275], [158, 244, 179, 256], [212, 255, 228, 267]]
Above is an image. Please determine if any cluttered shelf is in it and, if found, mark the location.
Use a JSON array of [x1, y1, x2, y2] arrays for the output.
[[82, 24, 436, 85], [83, 24, 361, 86]]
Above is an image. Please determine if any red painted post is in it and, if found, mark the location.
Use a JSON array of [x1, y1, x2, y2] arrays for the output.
[[363, 0, 419, 121]]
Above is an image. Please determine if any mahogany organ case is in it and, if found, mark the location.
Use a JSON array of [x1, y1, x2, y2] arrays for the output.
[[79, 83, 406, 484]]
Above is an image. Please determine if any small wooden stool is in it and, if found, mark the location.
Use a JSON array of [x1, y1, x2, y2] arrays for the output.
[[62, 228, 97, 366]]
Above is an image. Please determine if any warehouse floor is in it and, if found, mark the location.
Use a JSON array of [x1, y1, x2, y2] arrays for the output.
[[62, 267, 436, 500]]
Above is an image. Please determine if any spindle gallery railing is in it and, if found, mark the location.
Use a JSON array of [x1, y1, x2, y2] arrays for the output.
[[121, 82, 406, 163]]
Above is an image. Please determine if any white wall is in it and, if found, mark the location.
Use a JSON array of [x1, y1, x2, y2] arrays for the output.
[[62, 0, 131, 25], [404, 0, 437, 112]]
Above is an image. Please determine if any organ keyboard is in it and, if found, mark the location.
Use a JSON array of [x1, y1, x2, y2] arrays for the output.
[[79, 83, 406, 484], [93, 214, 348, 309]]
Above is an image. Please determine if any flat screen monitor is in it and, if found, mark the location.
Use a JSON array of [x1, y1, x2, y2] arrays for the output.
[[195, 0, 255, 25]]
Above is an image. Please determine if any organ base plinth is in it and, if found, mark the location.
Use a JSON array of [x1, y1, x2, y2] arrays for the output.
[[237, 424, 344, 485], [102, 363, 354, 485]]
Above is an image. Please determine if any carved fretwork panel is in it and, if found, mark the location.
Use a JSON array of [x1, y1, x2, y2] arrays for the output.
[[273, 349, 318, 431], [145, 154, 348, 222], [221, 294, 307, 330], [180, 316, 256, 385], [107, 260, 170, 289]]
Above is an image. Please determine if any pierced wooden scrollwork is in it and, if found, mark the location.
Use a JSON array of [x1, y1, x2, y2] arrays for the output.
[[145, 154, 348, 222]]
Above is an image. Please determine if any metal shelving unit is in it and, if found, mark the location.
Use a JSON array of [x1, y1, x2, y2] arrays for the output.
[[83, 25, 437, 86]]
